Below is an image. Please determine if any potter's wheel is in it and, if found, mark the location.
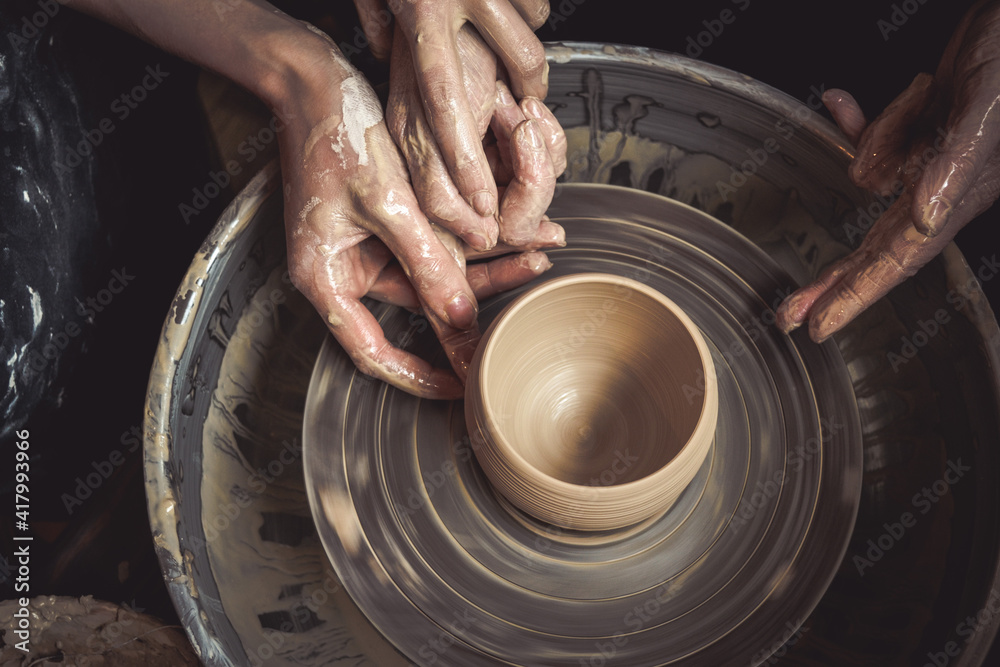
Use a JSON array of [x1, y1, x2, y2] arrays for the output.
[[303, 184, 863, 666], [145, 44, 1000, 667]]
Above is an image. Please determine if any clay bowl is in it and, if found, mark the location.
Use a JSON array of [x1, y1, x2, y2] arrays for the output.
[[465, 273, 718, 531]]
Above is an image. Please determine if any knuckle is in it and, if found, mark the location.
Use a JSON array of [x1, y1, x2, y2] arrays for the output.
[[423, 191, 463, 225], [385, 101, 408, 139], [408, 255, 450, 291], [517, 40, 547, 81], [350, 345, 392, 380], [468, 263, 494, 294]]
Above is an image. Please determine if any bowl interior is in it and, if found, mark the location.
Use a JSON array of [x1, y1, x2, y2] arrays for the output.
[[481, 274, 706, 487]]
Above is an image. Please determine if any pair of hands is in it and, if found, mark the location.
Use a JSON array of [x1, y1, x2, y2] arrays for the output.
[[283, 0, 1000, 394], [281, 1, 565, 399], [777, 0, 1000, 340]]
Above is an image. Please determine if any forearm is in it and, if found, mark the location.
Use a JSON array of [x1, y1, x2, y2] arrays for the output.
[[62, 0, 340, 111]]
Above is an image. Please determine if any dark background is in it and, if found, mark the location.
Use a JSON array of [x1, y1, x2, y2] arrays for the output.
[[2, 0, 998, 664]]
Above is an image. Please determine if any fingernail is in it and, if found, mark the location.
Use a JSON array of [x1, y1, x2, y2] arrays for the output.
[[472, 191, 496, 217], [542, 61, 549, 89], [920, 199, 951, 237], [520, 251, 552, 273], [552, 225, 566, 247], [522, 97, 544, 119], [468, 233, 491, 251], [525, 120, 544, 149], [446, 292, 478, 329], [809, 320, 832, 344], [780, 319, 802, 335]]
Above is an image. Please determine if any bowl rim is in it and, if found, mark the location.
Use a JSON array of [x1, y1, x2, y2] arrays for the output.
[[475, 272, 718, 500]]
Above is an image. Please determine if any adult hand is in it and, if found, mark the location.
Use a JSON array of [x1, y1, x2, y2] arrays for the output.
[[387, 21, 566, 248], [353, 0, 552, 225], [776, 0, 1000, 342], [281, 30, 556, 399]]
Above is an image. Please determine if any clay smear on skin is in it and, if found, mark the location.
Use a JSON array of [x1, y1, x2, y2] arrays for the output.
[[302, 81, 382, 170], [337, 74, 383, 166], [301, 23, 383, 168]]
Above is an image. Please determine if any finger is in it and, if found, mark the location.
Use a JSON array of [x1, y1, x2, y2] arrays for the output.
[[366, 263, 420, 309], [467, 216, 566, 259], [508, 0, 552, 30], [368, 198, 480, 383], [393, 13, 499, 218], [392, 101, 500, 249], [352, 0, 393, 60], [490, 82, 556, 245], [775, 254, 862, 335], [387, 28, 499, 250], [779, 156, 1000, 340], [416, 221, 481, 383], [491, 80, 526, 173], [851, 73, 936, 195], [805, 196, 955, 342], [466, 251, 553, 299], [368, 250, 554, 309], [455, 23, 500, 136], [464, 0, 549, 99], [912, 67, 1000, 236], [821, 88, 868, 146], [357, 157, 479, 330], [497, 118, 558, 245], [322, 290, 464, 399], [419, 249, 556, 384], [423, 306, 480, 386], [521, 96, 568, 177]]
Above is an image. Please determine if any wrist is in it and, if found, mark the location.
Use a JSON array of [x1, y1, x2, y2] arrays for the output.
[[251, 22, 356, 125]]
